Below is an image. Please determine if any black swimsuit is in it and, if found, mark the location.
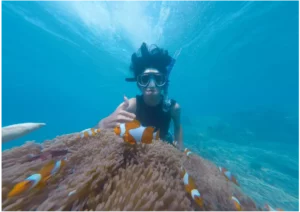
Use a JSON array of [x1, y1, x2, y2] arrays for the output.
[[135, 95, 176, 143]]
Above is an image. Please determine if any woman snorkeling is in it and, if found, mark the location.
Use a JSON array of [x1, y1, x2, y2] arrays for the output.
[[97, 42, 183, 150]]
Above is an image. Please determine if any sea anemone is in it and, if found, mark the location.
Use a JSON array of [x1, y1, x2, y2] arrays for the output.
[[2, 130, 258, 211]]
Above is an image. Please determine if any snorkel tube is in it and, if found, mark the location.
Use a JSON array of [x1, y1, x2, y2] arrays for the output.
[[162, 48, 182, 112]]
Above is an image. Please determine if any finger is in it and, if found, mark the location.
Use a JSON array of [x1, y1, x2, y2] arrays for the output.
[[120, 110, 136, 119], [119, 96, 129, 110], [116, 115, 135, 123], [124, 95, 129, 103]]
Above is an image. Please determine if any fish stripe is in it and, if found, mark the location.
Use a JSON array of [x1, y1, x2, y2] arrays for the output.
[[120, 124, 126, 137], [191, 189, 201, 199], [184, 148, 192, 156], [232, 196, 240, 205], [224, 171, 232, 180], [128, 126, 146, 143], [183, 172, 189, 185], [51, 160, 61, 176], [26, 174, 42, 189]]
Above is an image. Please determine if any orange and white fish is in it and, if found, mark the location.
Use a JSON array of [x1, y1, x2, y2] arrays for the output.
[[124, 125, 159, 144], [231, 196, 242, 211], [114, 119, 141, 141], [180, 166, 204, 208], [39, 159, 67, 181], [115, 119, 160, 144], [184, 148, 192, 157], [265, 204, 284, 211], [8, 159, 66, 198], [78, 128, 101, 139], [7, 173, 43, 197], [219, 166, 239, 186]]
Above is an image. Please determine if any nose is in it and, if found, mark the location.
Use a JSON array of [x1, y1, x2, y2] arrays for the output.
[[147, 77, 156, 88]]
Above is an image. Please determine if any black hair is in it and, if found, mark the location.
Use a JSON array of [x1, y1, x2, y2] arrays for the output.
[[129, 42, 172, 78]]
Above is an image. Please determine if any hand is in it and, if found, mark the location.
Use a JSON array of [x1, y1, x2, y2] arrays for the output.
[[99, 95, 136, 129], [115, 95, 136, 125]]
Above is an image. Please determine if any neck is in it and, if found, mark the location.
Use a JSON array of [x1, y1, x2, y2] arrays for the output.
[[143, 94, 162, 106]]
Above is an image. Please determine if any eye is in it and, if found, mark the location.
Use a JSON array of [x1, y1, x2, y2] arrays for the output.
[[154, 74, 165, 85], [140, 75, 150, 84]]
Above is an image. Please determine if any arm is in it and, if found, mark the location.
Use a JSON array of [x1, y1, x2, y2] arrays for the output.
[[171, 103, 183, 151]]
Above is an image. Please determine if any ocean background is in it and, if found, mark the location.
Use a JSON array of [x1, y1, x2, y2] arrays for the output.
[[2, 1, 299, 211]]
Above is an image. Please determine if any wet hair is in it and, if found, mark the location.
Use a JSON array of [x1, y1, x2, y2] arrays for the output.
[[130, 42, 172, 78]]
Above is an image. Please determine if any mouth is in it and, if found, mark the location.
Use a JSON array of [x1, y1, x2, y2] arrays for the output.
[[145, 89, 158, 94]]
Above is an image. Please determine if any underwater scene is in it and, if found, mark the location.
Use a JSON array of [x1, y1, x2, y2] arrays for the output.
[[2, 1, 299, 211]]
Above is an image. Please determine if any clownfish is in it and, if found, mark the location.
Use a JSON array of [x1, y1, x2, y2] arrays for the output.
[[39, 159, 67, 181], [114, 119, 141, 140], [77, 120, 160, 144], [124, 125, 159, 144], [231, 196, 242, 211], [184, 148, 192, 157], [114, 119, 160, 144], [7, 159, 66, 198], [264, 204, 284, 211], [180, 166, 204, 208], [7, 174, 43, 197], [219, 166, 239, 186], [78, 128, 101, 139]]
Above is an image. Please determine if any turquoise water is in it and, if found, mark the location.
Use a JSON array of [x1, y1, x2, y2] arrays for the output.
[[2, 1, 299, 210]]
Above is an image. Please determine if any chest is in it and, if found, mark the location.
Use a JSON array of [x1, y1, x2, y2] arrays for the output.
[[136, 103, 171, 129]]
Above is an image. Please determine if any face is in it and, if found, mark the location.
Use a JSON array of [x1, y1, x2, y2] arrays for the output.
[[137, 68, 167, 98]]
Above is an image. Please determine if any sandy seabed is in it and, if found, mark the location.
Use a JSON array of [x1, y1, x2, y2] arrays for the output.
[[2, 129, 258, 211]]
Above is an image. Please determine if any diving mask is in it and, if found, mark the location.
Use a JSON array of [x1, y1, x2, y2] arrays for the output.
[[137, 73, 167, 87]]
